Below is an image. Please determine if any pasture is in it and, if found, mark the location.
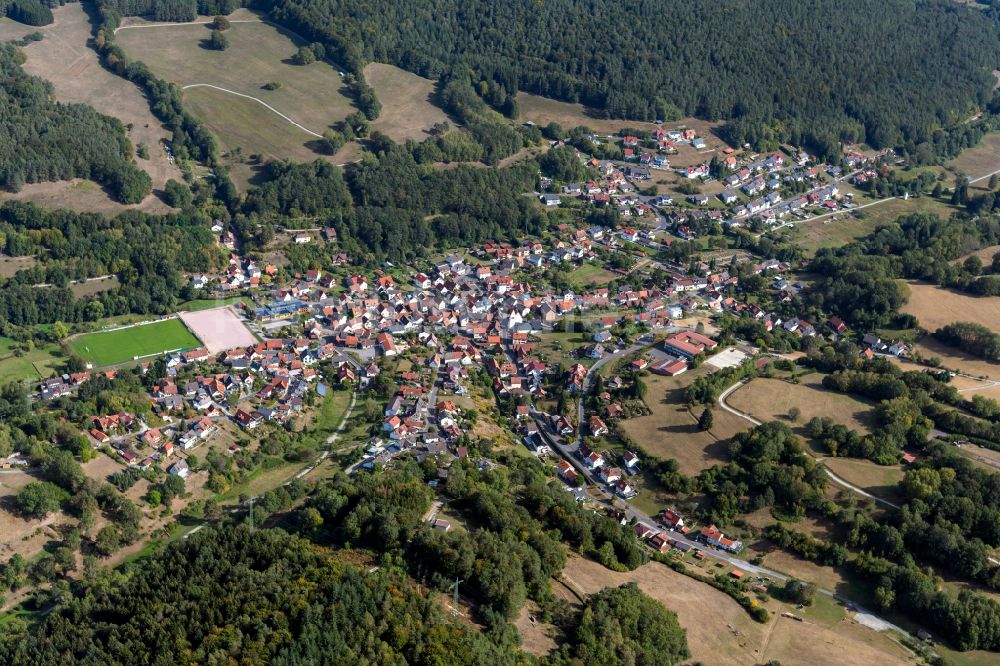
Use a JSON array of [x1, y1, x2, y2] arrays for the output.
[[0, 5, 179, 210], [620, 367, 747, 475], [900, 280, 1000, 332], [726, 375, 875, 435], [0, 337, 63, 383], [559, 555, 912, 666], [68, 318, 200, 367], [363, 63, 449, 141]]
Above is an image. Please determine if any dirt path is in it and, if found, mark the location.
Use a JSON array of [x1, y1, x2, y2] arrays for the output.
[[181, 83, 322, 137]]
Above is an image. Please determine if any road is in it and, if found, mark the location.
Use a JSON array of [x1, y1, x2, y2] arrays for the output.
[[575, 339, 651, 446], [717, 380, 901, 510], [532, 389, 911, 637]]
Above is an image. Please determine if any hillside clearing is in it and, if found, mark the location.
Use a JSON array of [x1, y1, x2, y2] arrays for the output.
[[0, 5, 179, 210], [363, 63, 449, 141]]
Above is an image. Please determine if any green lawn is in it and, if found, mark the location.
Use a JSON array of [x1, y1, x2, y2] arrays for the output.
[[68, 319, 200, 367], [0, 337, 63, 383]]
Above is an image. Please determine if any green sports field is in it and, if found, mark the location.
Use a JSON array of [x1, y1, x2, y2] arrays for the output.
[[67, 319, 200, 367]]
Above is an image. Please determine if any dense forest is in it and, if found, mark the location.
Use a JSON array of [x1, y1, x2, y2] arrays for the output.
[[0, 201, 218, 329], [236, 149, 545, 263], [262, 0, 1000, 158], [0, 44, 151, 203]]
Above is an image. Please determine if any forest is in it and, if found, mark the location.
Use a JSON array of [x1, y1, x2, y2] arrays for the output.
[[261, 0, 1000, 158], [236, 148, 545, 264], [0, 44, 151, 203], [0, 464, 690, 665], [0, 201, 218, 329]]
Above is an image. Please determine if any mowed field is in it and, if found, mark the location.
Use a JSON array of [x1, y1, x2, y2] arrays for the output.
[[901, 280, 1000, 332], [68, 318, 200, 367], [620, 366, 747, 475], [559, 556, 912, 666], [0, 5, 179, 212], [727, 375, 875, 435], [116, 18, 357, 172]]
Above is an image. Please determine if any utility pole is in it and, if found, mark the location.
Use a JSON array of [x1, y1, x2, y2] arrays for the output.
[[450, 577, 463, 614]]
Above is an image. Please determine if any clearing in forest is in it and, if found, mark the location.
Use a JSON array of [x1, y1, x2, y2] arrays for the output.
[[363, 63, 449, 141], [726, 375, 874, 435]]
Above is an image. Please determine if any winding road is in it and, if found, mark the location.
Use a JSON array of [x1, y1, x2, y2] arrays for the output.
[[717, 380, 901, 510]]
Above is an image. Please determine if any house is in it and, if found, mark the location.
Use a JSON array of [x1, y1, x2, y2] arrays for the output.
[[293, 232, 311, 244], [589, 415, 608, 437], [168, 460, 190, 478], [660, 509, 684, 529], [622, 451, 640, 469], [556, 459, 578, 482], [634, 522, 657, 539], [539, 194, 562, 207], [649, 533, 672, 553], [599, 466, 622, 484], [699, 524, 742, 553]]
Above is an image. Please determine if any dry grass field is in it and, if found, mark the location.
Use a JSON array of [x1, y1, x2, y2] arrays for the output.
[[0, 6, 179, 211], [888, 337, 1000, 381], [954, 243, 1000, 266], [727, 375, 875, 435], [0, 470, 73, 563], [559, 556, 912, 666], [620, 367, 747, 475], [0, 255, 36, 278], [901, 280, 1000, 332], [947, 131, 1000, 181], [822, 457, 905, 503], [363, 63, 449, 141]]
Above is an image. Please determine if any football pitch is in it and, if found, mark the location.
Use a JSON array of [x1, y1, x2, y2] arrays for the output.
[[67, 318, 200, 367]]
